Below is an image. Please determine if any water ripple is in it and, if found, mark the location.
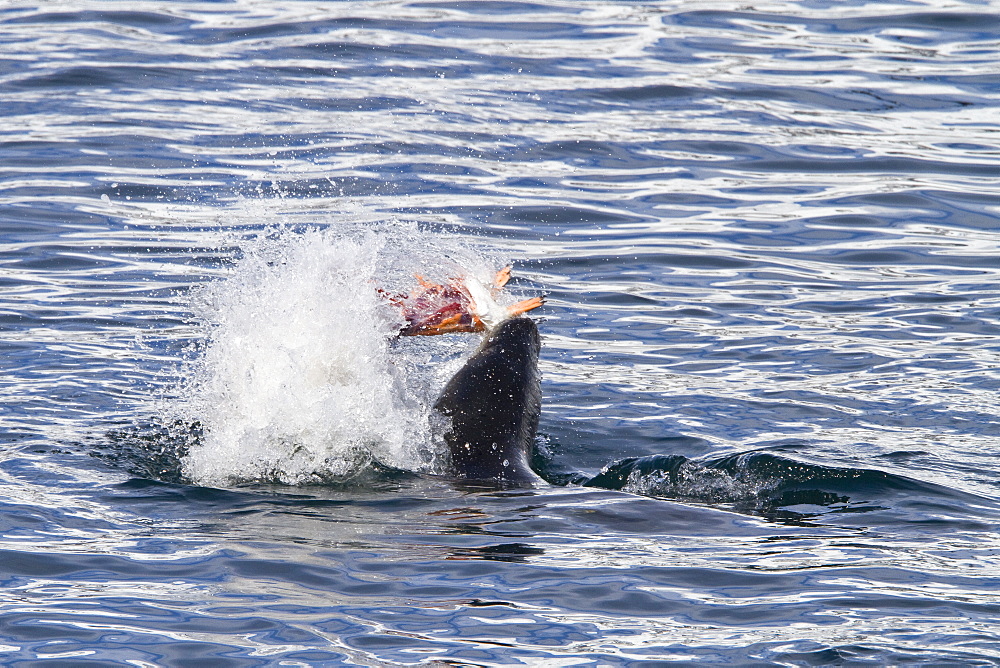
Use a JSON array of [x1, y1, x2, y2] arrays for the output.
[[3, 0, 1000, 663]]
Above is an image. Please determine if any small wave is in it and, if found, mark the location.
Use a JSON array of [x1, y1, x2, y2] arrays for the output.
[[585, 453, 784, 507], [584, 449, 999, 525]]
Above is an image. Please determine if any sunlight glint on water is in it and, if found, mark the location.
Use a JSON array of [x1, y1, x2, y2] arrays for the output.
[[3, 0, 1000, 664]]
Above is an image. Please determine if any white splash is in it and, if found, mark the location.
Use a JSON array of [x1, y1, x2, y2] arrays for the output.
[[173, 223, 512, 486]]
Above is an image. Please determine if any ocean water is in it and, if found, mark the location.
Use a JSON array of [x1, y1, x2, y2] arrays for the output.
[[3, 0, 1000, 664]]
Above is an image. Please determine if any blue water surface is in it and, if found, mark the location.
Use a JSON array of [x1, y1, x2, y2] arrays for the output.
[[3, 0, 1000, 664]]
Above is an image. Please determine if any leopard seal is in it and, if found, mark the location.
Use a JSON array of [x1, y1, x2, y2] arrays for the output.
[[434, 317, 543, 484]]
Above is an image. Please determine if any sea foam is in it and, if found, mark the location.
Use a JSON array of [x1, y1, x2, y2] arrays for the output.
[[175, 224, 508, 486]]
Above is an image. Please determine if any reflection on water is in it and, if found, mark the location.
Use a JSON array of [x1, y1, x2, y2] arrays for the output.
[[3, 0, 1000, 664]]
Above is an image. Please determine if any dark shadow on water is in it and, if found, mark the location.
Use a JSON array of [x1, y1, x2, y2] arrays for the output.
[[448, 542, 545, 563]]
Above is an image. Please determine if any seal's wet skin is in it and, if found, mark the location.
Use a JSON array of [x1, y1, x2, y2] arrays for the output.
[[434, 317, 543, 485]]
